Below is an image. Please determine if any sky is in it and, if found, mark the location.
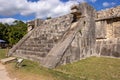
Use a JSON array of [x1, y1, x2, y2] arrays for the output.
[[0, 0, 120, 24]]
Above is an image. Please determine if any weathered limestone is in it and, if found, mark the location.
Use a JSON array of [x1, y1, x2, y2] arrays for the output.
[[96, 18, 120, 39], [42, 22, 79, 68], [41, 3, 96, 68], [96, 21, 107, 39], [59, 3, 96, 66], [96, 6, 120, 20], [95, 38, 120, 57], [8, 3, 120, 69], [95, 5, 120, 58], [0, 57, 16, 64], [27, 19, 44, 32], [9, 14, 73, 63]]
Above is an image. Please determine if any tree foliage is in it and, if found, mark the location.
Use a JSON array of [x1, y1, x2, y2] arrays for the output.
[[0, 20, 27, 46]]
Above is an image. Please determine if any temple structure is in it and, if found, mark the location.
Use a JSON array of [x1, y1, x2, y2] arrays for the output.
[[8, 3, 120, 68]]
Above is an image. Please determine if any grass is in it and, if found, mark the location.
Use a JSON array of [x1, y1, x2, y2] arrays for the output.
[[0, 49, 120, 80], [0, 49, 8, 59], [56, 57, 120, 80], [6, 59, 81, 80]]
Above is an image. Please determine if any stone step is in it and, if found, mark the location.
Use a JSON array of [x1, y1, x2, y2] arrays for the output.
[[25, 55, 44, 63], [19, 46, 51, 52], [21, 43, 54, 49], [23, 40, 55, 46], [20, 44, 46, 48], [0, 57, 16, 64], [16, 50, 48, 57], [15, 53, 44, 63]]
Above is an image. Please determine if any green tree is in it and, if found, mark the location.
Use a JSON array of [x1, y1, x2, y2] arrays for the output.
[[0, 23, 9, 42], [46, 17, 52, 20], [0, 20, 27, 46], [8, 20, 27, 45]]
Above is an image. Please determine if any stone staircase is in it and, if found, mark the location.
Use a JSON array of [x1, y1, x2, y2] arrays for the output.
[[9, 14, 73, 62], [8, 3, 97, 68], [42, 22, 79, 68], [16, 37, 55, 59], [14, 28, 68, 62]]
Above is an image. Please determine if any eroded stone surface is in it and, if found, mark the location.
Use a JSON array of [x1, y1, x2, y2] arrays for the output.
[[96, 6, 120, 20], [8, 3, 120, 68], [95, 5, 120, 58], [95, 38, 120, 57]]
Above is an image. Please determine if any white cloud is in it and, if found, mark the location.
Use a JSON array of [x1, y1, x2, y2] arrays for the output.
[[111, 2, 116, 6], [0, 18, 16, 24], [0, 0, 28, 16], [90, 0, 97, 3], [0, 0, 78, 19], [76, 0, 86, 3], [76, 0, 97, 3], [103, 2, 116, 7], [103, 2, 110, 7], [25, 0, 78, 18], [33, 0, 77, 18], [0, 0, 99, 19]]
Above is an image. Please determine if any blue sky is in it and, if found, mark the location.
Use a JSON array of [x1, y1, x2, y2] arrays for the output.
[[0, 0, 120, 24]]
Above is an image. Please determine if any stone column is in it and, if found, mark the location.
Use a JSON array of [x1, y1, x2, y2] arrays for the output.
[[77, 3, 96, 57]]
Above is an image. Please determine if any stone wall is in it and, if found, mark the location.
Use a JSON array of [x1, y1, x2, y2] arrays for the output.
[[96, 6, 120, 20], [96, 17, 120, 39], [96, 38, 120, 57], [96, 5, 120, 39], [106, 19, 120, 38], [95, 5, 120, 58], [96, 21, 107, 39]]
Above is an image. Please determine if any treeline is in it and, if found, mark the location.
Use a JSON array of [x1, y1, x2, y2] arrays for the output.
[[0, 20, 27, 46]]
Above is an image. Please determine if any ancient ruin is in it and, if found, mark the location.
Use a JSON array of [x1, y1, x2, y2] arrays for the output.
[[95, 6, 120, 57], [8, 3, 120, 68]]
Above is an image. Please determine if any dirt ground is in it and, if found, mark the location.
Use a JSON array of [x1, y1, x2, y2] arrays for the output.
[[0, 63, 13, 80]]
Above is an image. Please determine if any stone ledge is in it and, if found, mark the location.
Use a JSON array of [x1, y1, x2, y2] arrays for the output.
[[95, 16, 120, 21], [0, 57, 16, 64]]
